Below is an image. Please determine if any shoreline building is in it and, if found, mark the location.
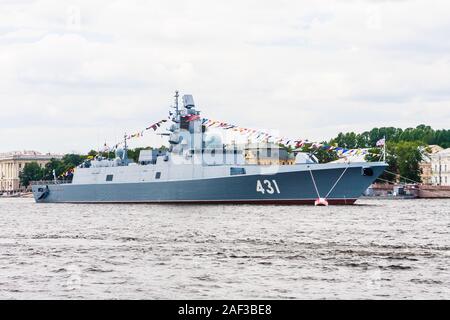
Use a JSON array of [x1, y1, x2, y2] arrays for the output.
[[430, 148, 450, 186], [420, 145, 444, 185], [244, 141, 295, 165], [0, 151, 62, 193]]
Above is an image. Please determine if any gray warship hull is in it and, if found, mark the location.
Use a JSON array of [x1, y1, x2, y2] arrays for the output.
[[32, 163, 386, 205]]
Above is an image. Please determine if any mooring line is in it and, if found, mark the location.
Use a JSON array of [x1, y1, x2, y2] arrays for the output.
[[383, 170, 421, 184], [325, 166, 350, 199], [309, 169, 321, 199]]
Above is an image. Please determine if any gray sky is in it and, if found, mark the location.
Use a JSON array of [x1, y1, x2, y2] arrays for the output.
[[1, 0, 450, 154]]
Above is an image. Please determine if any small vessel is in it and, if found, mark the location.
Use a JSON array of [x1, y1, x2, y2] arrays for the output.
[[32, 92, 387, 205]]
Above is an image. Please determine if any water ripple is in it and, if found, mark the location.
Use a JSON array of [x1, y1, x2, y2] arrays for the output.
[[0, 197, 448, 299]]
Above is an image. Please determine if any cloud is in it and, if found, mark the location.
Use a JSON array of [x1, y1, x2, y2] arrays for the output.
[[0, 0, 449, 153]]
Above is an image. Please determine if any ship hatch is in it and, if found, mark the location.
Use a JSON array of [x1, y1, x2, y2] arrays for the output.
[[230, 167, 246, 175], [362, 168, 374, 176]]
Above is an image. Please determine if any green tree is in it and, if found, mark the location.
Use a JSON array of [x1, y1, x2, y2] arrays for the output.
[[393, 141, 423, 183], [42, 158, 65, 180], [331, 132, 359, 149], [87, 150, 98, 157], [299, 144, 339, 163], [366, 141, 424, 183], [365, 145, 397, 182], [19, 162, 43, 187], [61, 154, 84, 168], [331, 125, 449, 149], [279, 143, 293, 153]]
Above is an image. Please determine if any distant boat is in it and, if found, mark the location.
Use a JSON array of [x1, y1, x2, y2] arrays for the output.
[[418, 185, 450, 198], [32, 92, 387, 205]]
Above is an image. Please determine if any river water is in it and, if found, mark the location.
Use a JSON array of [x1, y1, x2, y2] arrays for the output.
[[0, 198, 448, 299]]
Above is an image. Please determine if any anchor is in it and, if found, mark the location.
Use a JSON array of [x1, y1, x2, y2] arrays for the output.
[[37, 185, 50, 200]]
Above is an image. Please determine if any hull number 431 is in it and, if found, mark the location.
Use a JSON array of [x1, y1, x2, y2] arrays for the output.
[[256, 180, 281, 194]]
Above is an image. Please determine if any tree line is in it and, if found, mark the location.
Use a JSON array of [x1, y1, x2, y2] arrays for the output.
[[330, 124, 450, 149], [330, 124, 449, 183], [283, 124, 449, 184]]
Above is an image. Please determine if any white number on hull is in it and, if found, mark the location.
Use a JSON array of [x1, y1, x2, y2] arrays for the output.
[[272, 179, 280, 194], [264, 180, 274, 194], [256, 179, 281, 194], [256, 180, 265, 194]]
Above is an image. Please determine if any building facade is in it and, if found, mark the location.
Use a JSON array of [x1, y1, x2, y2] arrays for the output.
[[430, 148, 450, 186], [420, 162, 433, 185], [420, 145, 444, 185], [0, 151, 62, 193], [244, 142, 295, 165]]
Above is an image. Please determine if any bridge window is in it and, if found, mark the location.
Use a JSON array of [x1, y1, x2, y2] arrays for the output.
[[106, 174, 113, 182], [155, 172, 161, 179]]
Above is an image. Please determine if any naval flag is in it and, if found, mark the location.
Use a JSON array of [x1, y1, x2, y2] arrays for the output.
[[376, 138, 385, 147]]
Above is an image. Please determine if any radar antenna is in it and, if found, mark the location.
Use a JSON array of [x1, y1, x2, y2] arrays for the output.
[[123, 133, 128, 164]]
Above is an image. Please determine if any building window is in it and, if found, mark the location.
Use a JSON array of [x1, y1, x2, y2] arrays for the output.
[[155, 172, 161, 179], [106, 174, 113, 182]]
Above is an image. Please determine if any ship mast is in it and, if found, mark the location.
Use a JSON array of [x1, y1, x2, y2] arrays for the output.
[[123, 133, 129, 164], [174, 90, 179, 115]]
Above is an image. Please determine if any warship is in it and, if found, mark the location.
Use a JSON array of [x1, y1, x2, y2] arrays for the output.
[[32, 92, 387, 205]]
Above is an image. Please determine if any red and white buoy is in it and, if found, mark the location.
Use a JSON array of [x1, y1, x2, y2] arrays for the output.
[[314, 198, 329, 206]]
